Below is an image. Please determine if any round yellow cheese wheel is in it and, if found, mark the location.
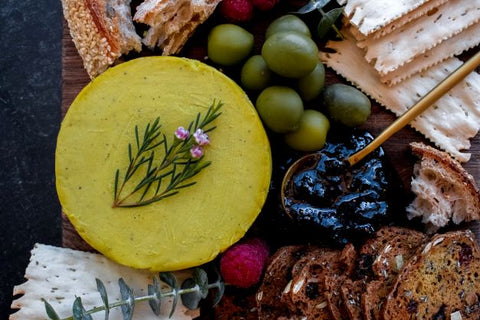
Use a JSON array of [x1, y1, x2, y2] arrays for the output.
[[56, 57, 272, 271]]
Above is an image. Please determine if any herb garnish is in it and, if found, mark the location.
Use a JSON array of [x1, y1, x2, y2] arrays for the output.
[[294, 0, 344, 39], [113, 100, 223, 208], [43, 268, 225, 320]]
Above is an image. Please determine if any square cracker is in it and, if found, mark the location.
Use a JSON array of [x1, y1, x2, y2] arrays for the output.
[[320, 36, 480, 162], [357, 0, 480, 75], [381, 21, 480, 86], [343, 0, 432, 36], [10, 244, 198, 320], [347, 0, 448, 40]]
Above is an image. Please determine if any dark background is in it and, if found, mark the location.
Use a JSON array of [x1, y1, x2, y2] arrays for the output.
[[0, 0, 62, 317]]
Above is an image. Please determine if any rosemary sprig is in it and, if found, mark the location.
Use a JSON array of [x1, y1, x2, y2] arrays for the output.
[[293, 0, 344, 39], [113, 100, 223, 208], [43, 268, 225, 320]]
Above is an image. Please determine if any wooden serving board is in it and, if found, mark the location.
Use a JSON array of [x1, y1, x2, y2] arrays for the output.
[[61, 15, 480, 250]]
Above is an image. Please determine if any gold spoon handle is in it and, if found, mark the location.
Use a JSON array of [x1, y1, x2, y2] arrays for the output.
[[348, 50, 480, 166]]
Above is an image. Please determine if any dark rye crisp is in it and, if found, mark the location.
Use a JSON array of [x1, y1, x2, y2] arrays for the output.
[[383, 230, 480, 320], [362, 229, 427, 320], [256, 245, 309, 320]]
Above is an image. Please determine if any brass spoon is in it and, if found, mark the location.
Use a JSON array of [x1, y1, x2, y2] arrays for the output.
[[281, 50, 480, 215], [348, 50, 480, 166]]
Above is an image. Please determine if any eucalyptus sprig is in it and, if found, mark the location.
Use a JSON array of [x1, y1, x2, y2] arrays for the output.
[[43, 268, 225, 320], [293, 0, 344, 39], [113, 100, 223, 208]]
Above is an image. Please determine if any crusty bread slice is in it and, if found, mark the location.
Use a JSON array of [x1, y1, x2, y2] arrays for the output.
[[383, 230, 480, 320], [340, 278, 365, 320], [61, 0, 142, 78], [407, 142, 480, 233], [134, 0, 221, 55], [362, 230, 427, 320], [256, 245, 309, 320], [283, 244, 357, 319]]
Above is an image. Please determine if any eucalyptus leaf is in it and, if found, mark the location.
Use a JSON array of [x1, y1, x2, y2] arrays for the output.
[[317, 7, 344, 39], [148, 276, 162, 315], [73, 297, 93, 320], [193, 268, 209, 299], [43, 299, 61, 320], [294, 0, 331, 14], [160, 272, 179, 318], [118, 278, 135, 320], [180, 278, 202, 310], [96, 278, 110, 320], [211, 280, 225, 307]]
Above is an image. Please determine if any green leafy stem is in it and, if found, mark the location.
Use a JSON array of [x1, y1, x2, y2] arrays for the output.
[[43, 268, 225, 320], [294, 0, 344, 39], [113, 100, 223, 208]]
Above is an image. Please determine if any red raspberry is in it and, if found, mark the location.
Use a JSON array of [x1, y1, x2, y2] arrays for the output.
[[219, 0, 255, 23], [220, 238, 270, 288], [251, 0, 279, 11]]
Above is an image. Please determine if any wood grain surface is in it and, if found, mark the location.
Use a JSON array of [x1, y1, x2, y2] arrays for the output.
[[60, 18, 480, 249]]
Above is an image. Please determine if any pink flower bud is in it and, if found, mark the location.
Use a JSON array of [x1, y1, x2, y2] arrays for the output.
[[175, 126, 189, 140], [190, 145, 204, 158], [194, 129, 210, 146]]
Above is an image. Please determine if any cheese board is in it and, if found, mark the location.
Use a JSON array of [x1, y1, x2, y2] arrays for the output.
[[54, 1, 480, 319]]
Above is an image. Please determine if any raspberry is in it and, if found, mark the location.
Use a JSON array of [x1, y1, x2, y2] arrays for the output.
[[251, 0, 279, 11], [219, 0, 255, 22], [220, 238, 270, 288]]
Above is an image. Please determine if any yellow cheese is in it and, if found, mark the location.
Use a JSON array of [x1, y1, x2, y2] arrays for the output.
[[56, 57, 272, 271]]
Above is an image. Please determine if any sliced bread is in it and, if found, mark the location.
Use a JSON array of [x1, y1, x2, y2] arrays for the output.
[[362, 230, 427, 320], [383, 230, 480, 319], [407, 142, 480, 233], [256, 245, 309, 320], [61, 0, 142, 78]]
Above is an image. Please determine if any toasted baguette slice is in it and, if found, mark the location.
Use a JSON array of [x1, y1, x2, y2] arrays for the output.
[[407, 142, 480, 233], [61, 0, 142, 78], [383, 230, 480, 320]]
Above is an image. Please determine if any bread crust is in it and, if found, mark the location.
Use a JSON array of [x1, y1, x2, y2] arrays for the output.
[[61, 0, 141, 78], [407, 142, 480, 232]]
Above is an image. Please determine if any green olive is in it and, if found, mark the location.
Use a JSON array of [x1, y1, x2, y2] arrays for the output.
[[240, 55, 271, 91], [298, 62, 325, 101], [261, 31, 318, 78], [265, 14, 311, 38], [207, 24, 254, 66], [323, 83, 371, 127], [285, 109, 330, 151], [256, 86, 304, 133]]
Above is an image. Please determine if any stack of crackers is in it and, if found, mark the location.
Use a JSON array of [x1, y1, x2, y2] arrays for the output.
[[321, 0, 480, 162]]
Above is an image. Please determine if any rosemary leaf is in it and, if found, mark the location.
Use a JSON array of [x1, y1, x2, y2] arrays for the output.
[[113, 100, 222, 208]]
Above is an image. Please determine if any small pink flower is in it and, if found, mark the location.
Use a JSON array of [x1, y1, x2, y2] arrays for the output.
[[190, 145, 204, 158], [175, 126, 189, 140], [193, 129, 210, 146]]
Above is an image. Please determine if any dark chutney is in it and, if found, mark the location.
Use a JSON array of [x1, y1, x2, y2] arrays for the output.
[[282, 131, 397, 245]]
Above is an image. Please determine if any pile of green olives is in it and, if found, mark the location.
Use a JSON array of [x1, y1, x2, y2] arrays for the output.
[[207, 15, 371, 152]]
